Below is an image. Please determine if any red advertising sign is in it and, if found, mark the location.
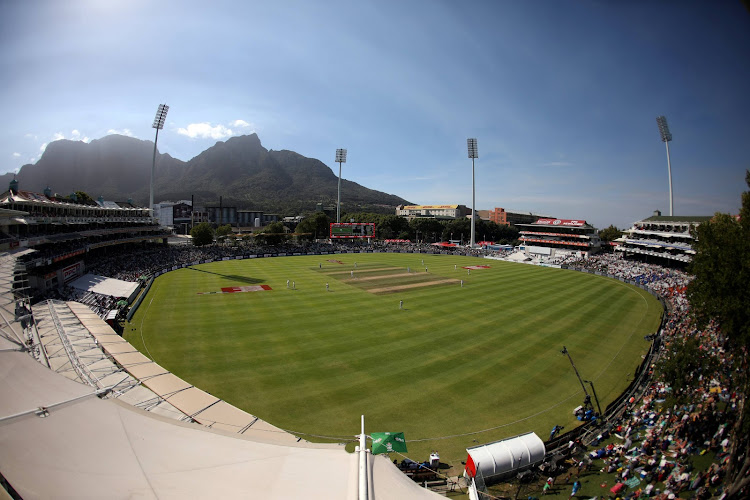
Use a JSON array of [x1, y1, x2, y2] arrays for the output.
[[534, 218, 586, 227], [62, 262, 81, 283]]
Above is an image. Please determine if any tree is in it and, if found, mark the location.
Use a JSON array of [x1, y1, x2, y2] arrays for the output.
[[74, 191, 95, 205], [370, 215, 408, 240], [190, 222, 214, 246], [409, 218, 444, 242], [215, 224, 233, 238], [296, 212, 330, 241], [598, 225, 623, 243], [442, 218, 472, 244], [686, 170, 750, 498], [260, 221, 287, 246]]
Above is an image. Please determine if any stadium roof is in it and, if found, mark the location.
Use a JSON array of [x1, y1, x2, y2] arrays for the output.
[[640, 215, 713, 223], [0, 252, 441, 499]]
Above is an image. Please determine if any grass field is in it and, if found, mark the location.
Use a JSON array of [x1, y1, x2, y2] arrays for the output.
[[125, 252, 662, 474]]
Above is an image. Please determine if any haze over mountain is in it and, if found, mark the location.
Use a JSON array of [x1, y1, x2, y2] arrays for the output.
[[2, 134, 411, 214]]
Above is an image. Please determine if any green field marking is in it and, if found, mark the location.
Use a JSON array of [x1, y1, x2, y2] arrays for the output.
[[126, 253, 662, 473]]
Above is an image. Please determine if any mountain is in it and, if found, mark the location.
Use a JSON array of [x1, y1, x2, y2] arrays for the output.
[[5, 134, 411, 214]]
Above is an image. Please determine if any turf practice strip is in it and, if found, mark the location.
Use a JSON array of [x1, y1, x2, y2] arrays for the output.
[[126, 253, 662, 473]]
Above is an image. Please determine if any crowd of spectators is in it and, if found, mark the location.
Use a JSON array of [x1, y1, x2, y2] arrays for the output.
[[531, 253, 740, 499], [79, 240, 509, 282]]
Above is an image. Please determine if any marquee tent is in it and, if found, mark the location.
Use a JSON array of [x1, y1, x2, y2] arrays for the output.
[[464, 432, 545, 483]]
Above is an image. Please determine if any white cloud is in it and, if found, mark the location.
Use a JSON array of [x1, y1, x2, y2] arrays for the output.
[[107, 128, 134, 137], [39, 142, 48, 153], [52, 132, 65, 141], [230, 119, 252, 128], [12, 152, 20, 158], [177, 120, 255, 140], [177, 122, 235, 139]]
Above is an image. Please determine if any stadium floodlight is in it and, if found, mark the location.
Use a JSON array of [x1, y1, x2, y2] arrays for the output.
[[467, 138, 478, 248], [336, 148, 347, 223], [655, 116, 674, 216], [150, 104, 169, 216]]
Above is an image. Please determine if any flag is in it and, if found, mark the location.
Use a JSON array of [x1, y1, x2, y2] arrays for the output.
[[371, 432, 407, 455]]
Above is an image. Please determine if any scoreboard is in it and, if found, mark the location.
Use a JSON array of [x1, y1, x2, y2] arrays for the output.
[[330, 222, 375, 239]]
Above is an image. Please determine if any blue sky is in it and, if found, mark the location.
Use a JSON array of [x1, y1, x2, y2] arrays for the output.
[[1, 0, 748, 229]]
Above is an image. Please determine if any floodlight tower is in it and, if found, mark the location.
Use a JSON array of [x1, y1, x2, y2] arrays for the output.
[[467, 138, 478, 247], [656, 116, 674, 216], [336, 148, 347, 223], [150, 104, 169, 215]]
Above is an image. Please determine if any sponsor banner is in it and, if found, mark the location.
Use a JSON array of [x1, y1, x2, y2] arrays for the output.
[[247, 255, 257, 259], [278, 253, 287, 256], [521, 238, 589, 247], [371, 432, 407, 455], [53, 248, 85, 263], [62, 262, 81, 283], [462, 265, 491, 270], [198, 285, 272, 295], [222, 257, 232, 261], [519, 231, 588, 238], [264, 254, 273, 258], [534, 218, 586, 227]]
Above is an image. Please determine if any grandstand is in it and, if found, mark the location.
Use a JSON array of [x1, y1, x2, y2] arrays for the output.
[[517, 218, 601, 260], [615, 211, 712, 264], [0, 182, 168, 297]]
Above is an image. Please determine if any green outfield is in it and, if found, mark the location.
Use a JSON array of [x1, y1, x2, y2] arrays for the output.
[[125, 253, 662, 473]]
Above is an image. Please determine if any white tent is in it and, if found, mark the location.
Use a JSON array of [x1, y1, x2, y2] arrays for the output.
[[464, 432, 545, 483]]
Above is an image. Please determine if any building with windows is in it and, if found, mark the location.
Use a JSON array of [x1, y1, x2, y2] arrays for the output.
[[615, 211, 711, 264], [396, 204, 470, 220], [517, 218, 601, 258], [153, 200, 193, 230]]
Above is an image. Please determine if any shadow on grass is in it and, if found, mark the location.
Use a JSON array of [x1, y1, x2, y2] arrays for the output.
[[187, 267, 264, 284]]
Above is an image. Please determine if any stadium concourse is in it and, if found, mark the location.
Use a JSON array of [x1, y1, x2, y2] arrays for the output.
[[0, 250, 442, 499]]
